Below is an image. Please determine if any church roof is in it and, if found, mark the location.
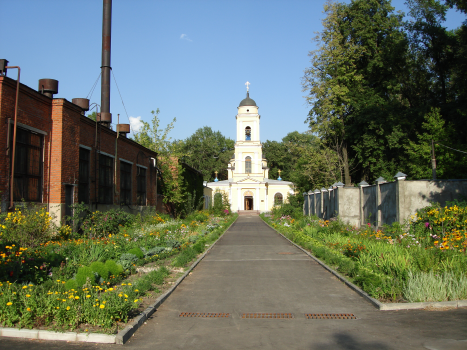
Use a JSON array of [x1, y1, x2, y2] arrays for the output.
[[239, 92, 257, 107]]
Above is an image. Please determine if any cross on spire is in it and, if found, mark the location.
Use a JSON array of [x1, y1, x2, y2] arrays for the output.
[[245, 81, 250, 92]]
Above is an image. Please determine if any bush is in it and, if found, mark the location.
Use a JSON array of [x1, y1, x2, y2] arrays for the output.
[[117, 253, 138, 270], [65, 279, 79, 290], [90, 261, 109, 280], [0, 206, 57, 248], [105, 260, 123, 277], [127, 247, 144, 259], [75, 266, 96, 287], [80, 209, 134, 238]]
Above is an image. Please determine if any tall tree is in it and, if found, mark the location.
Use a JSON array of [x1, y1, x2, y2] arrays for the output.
[[303, 0, 411, 183], [263, 131, 340, 193], [132, 109, 186, 215], [175, 127, 235, 182]]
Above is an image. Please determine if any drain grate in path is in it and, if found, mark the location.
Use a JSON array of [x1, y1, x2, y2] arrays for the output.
[[242, 313, 294, 319], [179, 312, 230, 318], [305, 313, 356, 319]]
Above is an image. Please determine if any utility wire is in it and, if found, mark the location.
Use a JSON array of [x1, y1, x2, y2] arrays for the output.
[[111, 69, 131, 130], [86, 72, 101, 100], [436, 142, 467, 155]]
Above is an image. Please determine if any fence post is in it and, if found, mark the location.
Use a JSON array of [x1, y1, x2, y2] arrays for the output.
[[375, 177, 386, 229], [394, 172, 407, 224], [358, 181, 369, 227]]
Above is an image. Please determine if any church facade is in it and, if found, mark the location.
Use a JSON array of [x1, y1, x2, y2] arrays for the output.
[[207, 85, 294, 213]]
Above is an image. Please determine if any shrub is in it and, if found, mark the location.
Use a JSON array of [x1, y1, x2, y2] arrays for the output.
[[80, 209, 134, 238], [65, 279, 79, 290], [117, 253, 138, 270], [0, 206, 57, 248], [105, 260, 123, 277], [90, 261, 109, 280], [127, 247, 144, 259], [75, 266, 96, 287]]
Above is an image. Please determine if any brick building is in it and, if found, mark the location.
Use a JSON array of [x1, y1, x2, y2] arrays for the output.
[[0, 74, 164, 221]]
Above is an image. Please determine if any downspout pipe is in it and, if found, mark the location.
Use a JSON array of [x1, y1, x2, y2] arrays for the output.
[[6, 65, 21, 210]]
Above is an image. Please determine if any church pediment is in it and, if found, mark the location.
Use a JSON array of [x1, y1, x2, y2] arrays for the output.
[[236, 176, 263, 184]]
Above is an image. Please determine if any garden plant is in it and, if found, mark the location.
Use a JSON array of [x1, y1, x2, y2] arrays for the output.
[[0, 204, 236, 333], [262, 200, 467, 303]]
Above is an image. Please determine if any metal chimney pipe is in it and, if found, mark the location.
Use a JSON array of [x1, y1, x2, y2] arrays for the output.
[[100, 0, 112, 125]]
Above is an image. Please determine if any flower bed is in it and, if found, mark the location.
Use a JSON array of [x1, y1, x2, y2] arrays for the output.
[[0, 207, 236, 333], [262, 201, 467, 303]]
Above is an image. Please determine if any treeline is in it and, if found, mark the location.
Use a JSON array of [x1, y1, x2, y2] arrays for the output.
[[302, 0, 467, 185]]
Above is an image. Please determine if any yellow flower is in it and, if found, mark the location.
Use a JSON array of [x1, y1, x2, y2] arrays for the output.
[[27, 307, 31, 312], [26, 294, 31, 298], [134, 299, 139, 303], [7, 302, 12, 306], [75, 296, 79, 300], [100, 304, 105, 309], [22, 286, 28, 289], [66, 306, 71, 311], [134, 289, 139, 292], [86, 295, 91, 298]]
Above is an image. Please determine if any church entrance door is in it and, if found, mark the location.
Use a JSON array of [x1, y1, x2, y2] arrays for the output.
[[244, 196, 253, 210]]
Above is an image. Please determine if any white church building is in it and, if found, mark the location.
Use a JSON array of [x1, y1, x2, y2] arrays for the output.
[[207, 84, 294, 213]]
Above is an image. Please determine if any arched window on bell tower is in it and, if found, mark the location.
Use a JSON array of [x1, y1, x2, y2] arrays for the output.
[[245, 126, 251, 141], [245, 156, 252, 173]]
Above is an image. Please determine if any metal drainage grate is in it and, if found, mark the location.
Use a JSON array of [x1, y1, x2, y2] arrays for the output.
[[305, 313, 356, 319], [179, 312, 230, 318], [242, 313, 294, 319]]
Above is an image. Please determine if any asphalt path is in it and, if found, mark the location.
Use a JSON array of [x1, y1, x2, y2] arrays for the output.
[[1, 215, 466, 349]]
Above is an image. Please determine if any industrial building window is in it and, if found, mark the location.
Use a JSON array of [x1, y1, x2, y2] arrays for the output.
[[120, 161, 132, 205], [274, 193, 283, 206], [13, 127, 43, 202], [245, 126, 251, 141], [245, 156, 252, 173], [78, 148, 90, 204], [98, 154, 113, 204], [136, 166, 146, 205]]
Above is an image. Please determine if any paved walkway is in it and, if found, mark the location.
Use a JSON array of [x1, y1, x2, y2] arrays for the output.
[[2, 216, 467, 349]]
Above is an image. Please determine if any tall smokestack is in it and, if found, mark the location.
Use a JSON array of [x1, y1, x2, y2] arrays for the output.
[[100, 0, 112, 125]]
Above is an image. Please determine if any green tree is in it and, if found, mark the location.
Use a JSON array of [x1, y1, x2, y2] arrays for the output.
[[175, 127, 235, 182], [132, 110, 186, 215], [263, 131, 340, 193]]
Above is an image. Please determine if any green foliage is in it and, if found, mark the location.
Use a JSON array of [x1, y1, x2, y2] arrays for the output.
[[127, 247, 144, 260], [65, 279, 79, 291], [80, 208, 134, 238], [105, 260, 123, 277], [211, 189, 230, 216], [89, 261, 109, 280], [175, 126, 235, 182], [302, 0, 467, 183], [75, 266, 96, 287], [0, 205, 57, 248]]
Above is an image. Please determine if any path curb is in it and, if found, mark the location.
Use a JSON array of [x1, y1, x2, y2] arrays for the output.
[[115, 215, 238, 344], [262, 217, 467, 311], [0, 215, 238, 345]]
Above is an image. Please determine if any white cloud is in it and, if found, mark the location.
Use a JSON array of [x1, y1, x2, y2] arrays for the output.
[[129, 116, 144, 134], [180, 33, 193, 42]]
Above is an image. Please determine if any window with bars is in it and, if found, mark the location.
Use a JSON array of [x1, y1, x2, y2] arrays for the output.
[[13, 127, 43, 202], [136, 166, 147, 205], [120, 161, 132, 205], [98, 154, 113, 204], [245, 156, 252, 173], [78, 148, 90, 204]]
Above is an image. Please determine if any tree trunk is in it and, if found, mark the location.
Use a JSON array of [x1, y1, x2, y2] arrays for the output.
[[341, 142, 351, 186]]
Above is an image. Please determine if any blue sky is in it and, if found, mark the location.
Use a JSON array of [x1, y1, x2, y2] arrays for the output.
[[2, 0, 465, 143]]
